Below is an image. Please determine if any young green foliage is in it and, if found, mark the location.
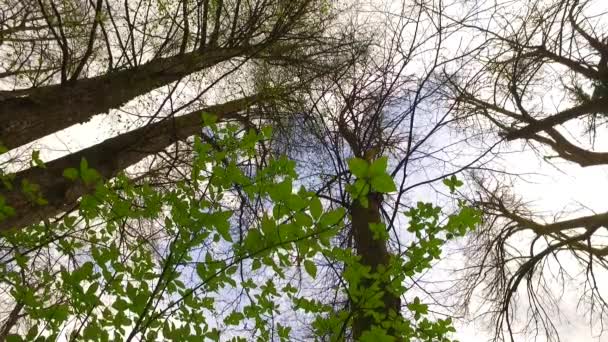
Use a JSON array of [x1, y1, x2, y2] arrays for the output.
[[0, 124, 480, 341]]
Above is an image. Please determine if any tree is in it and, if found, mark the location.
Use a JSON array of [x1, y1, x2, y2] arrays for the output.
[[0, 120, 479, 341], [0, 0, 345, 150], [0, 0, 355, 230], [0, 0, 488, 340], [237, 1, 490, 338], [445, 0, 608, 339], [0, 95, 268, 231]]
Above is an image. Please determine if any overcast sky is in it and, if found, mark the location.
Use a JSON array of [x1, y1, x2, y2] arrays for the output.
[[4, 0, 608, 340]]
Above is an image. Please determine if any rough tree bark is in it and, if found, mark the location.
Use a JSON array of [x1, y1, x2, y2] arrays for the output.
[[0, 95, 264, 232], [0, 46, 257, 150], [351, 190, 401, 339], [340, 116, 402, 337]]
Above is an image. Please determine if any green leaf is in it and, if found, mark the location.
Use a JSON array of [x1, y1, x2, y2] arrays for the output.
[[262, 126, 273, 138], [214, 210, 233, 242], [359, 195, 369, 208], [83, 323, 103, 340], [80, 158, 89, 173], [359, 326, 395, 342], [347, 158, 369, 178], [30, 150, 45, 168], [303, 260, 317, 278], [277, 323, 291, 340], [268, 178, 292, 202], [196, 263, 207, 279], [52, 304, 70, 322], [319, 208, 344, 227], [81, 168, 101, 185], [442, 175, 463, 193], [86, 282, 99, 297], [310, 196, 322, 219], [407, 297, 428, 320], [369, 156, 388, 177], [369, 222, 388, 241], [348, 179, 370, 199], [294, 212, 313, 227], [26, 326, 38, 340], [288, 194, 307, 211], [202, 112, 217, 125], [146, 330, 158, 341], [370, 174, 396, 193], [243, 229, 263, 254], [6, 335, 23, 342], [224, 311, 244, 325]]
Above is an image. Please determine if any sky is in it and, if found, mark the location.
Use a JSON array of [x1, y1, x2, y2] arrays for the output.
[[3, 0, 608, 341], [454, 145, 608, 342]]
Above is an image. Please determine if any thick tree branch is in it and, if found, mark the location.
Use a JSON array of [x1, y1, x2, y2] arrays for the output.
[[0, 95, 266, 232]]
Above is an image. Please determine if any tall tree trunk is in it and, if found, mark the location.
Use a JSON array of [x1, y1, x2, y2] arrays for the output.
[[0, 46, 257, 150], [351, 191, 401, 338], [0, 95, 263, 232]]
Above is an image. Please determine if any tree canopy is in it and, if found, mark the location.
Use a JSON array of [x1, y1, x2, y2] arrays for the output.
[[1, 0, 608, 341]]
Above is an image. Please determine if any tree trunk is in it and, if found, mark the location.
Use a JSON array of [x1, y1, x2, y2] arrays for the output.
[[0, 301, 23, 342], [0, 46, 255, 150], [351, 191, 401, 339], [0, 95, 262, 232]]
